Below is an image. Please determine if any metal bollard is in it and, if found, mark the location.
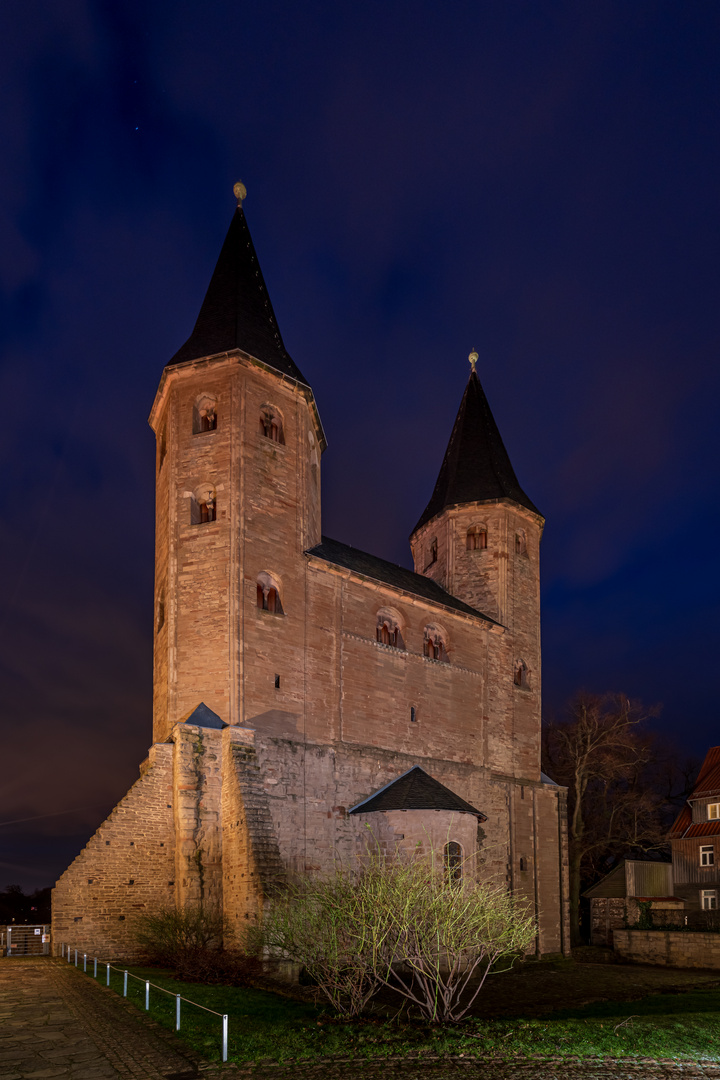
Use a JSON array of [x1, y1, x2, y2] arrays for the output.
[[74, 949, 78, 966], [222, 1014, 228, 1062], [145, 980, 150, 1011], [67, 947, 71, 964], [176, 994, 181, 1031], [60, 943, 64, 957], [123, 970, 128, 997], [83, 953, 87, 972], [93, 957, 97, 978], [106, 963, 110, 987]]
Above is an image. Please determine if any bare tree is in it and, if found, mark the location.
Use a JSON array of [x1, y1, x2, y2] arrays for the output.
[[542, 693, 670, 945]]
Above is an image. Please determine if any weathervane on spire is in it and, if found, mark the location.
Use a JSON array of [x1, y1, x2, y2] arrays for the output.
[[468, 349, 478, 373], [233, 180, 247, 206]]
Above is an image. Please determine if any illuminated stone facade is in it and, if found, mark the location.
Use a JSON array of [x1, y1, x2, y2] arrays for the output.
[[52, 196, 570, 960]]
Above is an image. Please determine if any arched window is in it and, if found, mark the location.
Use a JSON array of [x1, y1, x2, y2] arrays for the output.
[[259, 404, 285, 444], [444, 842, 463, 883], [158, 426, 167, 470], [423, 625, 448, 662], [191, 484, 216, 525], [515, 529, 527, 555], [257, 572, 284, 614], [376, 609, 403, 649], [193, 394, 217, 434], [467, 525, 487, 551], [514, 660, 528, 688]]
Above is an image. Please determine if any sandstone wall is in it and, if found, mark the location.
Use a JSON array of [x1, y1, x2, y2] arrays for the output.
[[51, 744, 175, 959], [614, 929, 720, 968]]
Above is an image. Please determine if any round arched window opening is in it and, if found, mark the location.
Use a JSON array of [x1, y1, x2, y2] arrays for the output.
[[444, 841, 463, 883]]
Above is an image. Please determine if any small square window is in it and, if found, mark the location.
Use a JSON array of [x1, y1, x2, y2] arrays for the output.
[[702, 890, 718, 910], [701, 845, 715, 866]]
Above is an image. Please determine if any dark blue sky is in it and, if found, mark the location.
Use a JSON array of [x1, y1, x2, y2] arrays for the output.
[[2, 0, 719, 889]]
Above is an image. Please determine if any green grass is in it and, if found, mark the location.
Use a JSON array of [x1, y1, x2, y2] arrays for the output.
[[80, 963, 720, 1065]]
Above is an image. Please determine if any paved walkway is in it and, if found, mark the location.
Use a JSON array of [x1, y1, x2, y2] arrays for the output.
[[2, 957, 720, 1080]]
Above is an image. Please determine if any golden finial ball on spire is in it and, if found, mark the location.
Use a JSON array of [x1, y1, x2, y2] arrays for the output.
[[233, 181, 247, 205], [468, 349, 479, 373]]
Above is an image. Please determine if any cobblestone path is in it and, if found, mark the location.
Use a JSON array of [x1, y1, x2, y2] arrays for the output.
[[2, 957, 720, 1080]]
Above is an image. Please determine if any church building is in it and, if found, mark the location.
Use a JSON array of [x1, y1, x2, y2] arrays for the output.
[[52, 185, 570, 959]]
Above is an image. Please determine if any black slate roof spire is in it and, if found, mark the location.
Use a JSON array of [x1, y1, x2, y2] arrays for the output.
[[412, 355, 541, 534], [168, 183, 309, 386]]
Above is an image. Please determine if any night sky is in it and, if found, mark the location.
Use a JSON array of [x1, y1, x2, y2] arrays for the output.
[[2, 1, 719, 891]]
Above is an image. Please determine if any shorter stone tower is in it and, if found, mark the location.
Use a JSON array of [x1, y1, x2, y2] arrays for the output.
[[409, 352, 544, 782]]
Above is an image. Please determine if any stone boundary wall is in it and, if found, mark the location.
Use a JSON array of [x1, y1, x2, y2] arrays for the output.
[[614, 928, 720, 968]]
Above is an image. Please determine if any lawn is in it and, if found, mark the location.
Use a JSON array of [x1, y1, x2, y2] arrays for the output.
[[86, 961, 720, 1066]]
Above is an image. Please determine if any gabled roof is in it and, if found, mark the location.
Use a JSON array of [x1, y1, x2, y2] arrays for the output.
[[182, 702, 226, 730], [668, 747, 720, 839], [412, 370, 541, 535], [349, 766, 486, 819], [305, 536, 498, 624], [690, 746, 720, 799], [168, 205, 309, 386]]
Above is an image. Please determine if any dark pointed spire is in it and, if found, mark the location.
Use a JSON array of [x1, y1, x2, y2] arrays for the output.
[[412, 358, 541, 534], [168, 183, 309, 385]]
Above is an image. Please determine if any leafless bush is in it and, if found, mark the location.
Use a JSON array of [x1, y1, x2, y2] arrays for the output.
[[134, 903, 260, 984], [264, 850, 536, 1022]]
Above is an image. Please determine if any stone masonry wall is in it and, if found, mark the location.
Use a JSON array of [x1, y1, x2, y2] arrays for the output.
[[222, 726, 284, 941], [52, 744, 175, 960], [614, 929, 720, 968]]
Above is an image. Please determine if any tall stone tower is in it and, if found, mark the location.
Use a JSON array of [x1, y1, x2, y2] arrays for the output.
[[409, 352, 544, 782], [149, 185, 325, 743]]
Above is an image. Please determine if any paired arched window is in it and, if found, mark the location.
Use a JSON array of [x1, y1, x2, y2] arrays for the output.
[[444, 842, 463, 883], [376, 609, 403, 649], [467, 525, 487, 551], [423, 625, 448, 663], [514, 660, 528, 688], [515, 529, 527, 555], [191, 484, 216, 525], [257, 572, 283, 614], [259, 404, 285, 444], [193, 394, 217, 434]]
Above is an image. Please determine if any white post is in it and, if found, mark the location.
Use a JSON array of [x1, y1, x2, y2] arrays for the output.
[[176, 994, 181, 1030], [94, 957, 97, 978], [145, 981, 150, 1011], [74, 949, 78, 966], [106, 963, 110, 986], [123, 970, 128, 997], [83, 953, 87, 972], [222, 1015, 228, 1062]]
